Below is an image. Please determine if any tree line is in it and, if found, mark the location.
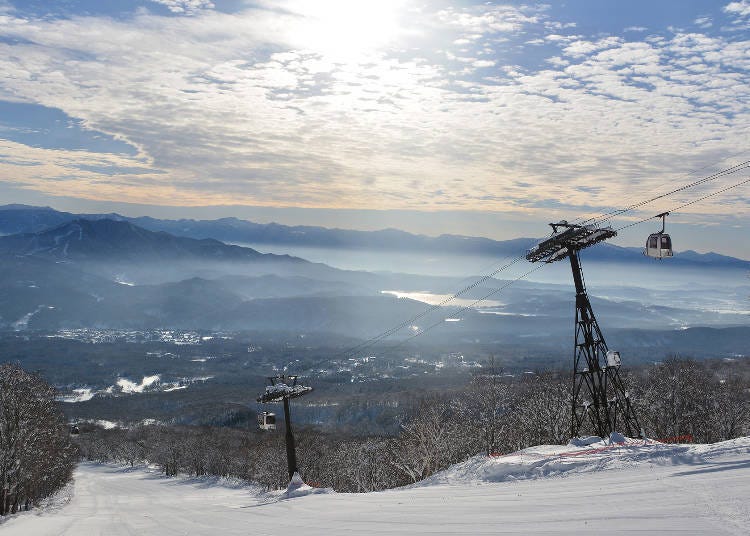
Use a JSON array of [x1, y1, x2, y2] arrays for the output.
[[74, 356, 750, 493], [2, 355, 748, 511]]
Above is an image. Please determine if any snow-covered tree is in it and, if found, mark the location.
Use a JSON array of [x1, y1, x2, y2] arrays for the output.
[[0, 364, 76, 515], [466, 357, 511, 455], [389, 397, 474, 483]]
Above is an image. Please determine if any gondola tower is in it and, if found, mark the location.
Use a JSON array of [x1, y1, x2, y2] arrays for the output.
[[526, 222, 643, 439]]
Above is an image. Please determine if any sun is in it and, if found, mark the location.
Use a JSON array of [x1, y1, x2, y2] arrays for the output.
[[286, 0, 406, 60]]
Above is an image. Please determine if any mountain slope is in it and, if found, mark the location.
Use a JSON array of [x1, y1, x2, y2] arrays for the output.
[[0, 218, 279, 262], [3, 438, 749, 535]]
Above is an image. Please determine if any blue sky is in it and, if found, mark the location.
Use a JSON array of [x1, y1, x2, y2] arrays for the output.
[[0, 1, 748, 255]]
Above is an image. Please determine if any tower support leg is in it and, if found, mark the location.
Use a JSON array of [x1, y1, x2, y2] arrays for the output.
[[569, 252, 641, 439], [283, 397, 298, 480]]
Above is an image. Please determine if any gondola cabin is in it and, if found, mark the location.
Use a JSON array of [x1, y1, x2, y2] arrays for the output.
[[258, 411, 276, 431], [644, 233, 672, 259], [643, 212, 673, 259]]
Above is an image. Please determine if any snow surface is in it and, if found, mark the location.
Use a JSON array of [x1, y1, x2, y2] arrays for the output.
[[2, 438, 749, 535], [57, 388, 96, 403], [262, 382, 313, 399], [117, 375, 161, 393], [58, 376, 215, 402]]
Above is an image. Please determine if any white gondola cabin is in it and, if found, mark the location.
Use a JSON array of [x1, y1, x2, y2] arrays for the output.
[[644, 212, 673, 259], [257, 411, 276, 431]]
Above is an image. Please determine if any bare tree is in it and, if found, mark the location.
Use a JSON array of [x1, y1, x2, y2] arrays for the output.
[[467, 356, 511, 455], [0, 364, 76, 516]]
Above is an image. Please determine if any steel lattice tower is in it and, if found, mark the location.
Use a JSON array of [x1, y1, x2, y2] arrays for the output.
[[257, 375, 313, 480], [527, 222, 643, 439]]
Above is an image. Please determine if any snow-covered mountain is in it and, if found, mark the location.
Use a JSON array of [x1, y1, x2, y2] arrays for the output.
[[1, 205, 748, 269], [0, 218, 296, 263]]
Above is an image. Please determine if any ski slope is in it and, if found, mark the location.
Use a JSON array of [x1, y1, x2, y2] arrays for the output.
[[3, 437, 749, 535]]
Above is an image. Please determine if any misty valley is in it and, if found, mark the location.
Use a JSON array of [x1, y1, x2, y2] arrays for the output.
[[0, 206, 748, 432], [2, 1, 750, 531]]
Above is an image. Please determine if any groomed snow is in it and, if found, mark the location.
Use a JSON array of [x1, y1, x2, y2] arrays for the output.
[[2, 438, 749, 535]]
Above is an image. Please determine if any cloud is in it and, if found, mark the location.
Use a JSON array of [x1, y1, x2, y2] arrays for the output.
[[563, 37, 623, 58], [0, 1, 746, 219], [546, 56, 568, 67], [149, 0, 215, 15], [436, 4, 540, 34], [694, 16, 713, 28], [724, 1, 750, 18], [545, 34, 580, 43], [545, 21, 577, 30]]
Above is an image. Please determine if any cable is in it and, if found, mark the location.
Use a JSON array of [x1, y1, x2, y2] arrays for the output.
[[337, 254, 528, 358], [615, 175, 750, 233], [379, 263, 548, 354], [574, 153, 750, 227], [595, 160, 750, 226], [338, 159, 750, 359]]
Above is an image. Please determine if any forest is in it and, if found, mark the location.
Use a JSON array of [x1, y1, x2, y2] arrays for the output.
[[72, 356, 750, 493], [2, 354, 748, 515]]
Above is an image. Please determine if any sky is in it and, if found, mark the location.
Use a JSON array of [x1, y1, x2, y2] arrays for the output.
[[0, 1, 748, 255]]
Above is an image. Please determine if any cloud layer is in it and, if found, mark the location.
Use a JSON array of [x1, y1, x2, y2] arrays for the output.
[[0, 1, 747, 218]]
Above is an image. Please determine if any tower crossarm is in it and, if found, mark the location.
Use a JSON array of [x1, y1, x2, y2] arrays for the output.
[[526, 222, 617, 263]]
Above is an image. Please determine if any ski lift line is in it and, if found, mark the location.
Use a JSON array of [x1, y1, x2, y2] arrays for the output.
[[381, 263, 548, 353], [574, 161, 748, 230], [573, 153, 746, 225], [333, 250, 533, 360], [592, 160, 750, 227], [615, 175, 750, 233], [593, 162, 749, 228], [573, 154, 750, 227], [337, 159, 750, 360], [335, 255, 528, 358], [376, 167, 749, 353]]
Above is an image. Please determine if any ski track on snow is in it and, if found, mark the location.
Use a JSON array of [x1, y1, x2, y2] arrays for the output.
[[1, 438, 749, 535]]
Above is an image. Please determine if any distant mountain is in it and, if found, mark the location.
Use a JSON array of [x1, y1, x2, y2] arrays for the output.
[[0, 205, 74, 235], [0, 205, 748, 270], [0, 218, 300, 263], [127, 215, 540, 257], [0, 252, 428, 334], [0, 216, 745, 345], [668, 249, 750, 268]]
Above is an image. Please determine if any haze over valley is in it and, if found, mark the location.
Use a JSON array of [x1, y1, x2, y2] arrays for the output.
[[1, 1, 749, 531], [0, 204, 747, 431]]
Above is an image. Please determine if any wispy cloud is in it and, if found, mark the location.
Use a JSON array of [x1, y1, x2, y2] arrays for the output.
[[149, 0, 215, 15], [0, 1, 746, 218], [724, 1, 750, 18], [694, 16, 713, 29]]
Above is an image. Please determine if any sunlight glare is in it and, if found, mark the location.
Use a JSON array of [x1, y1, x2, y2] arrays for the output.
[[289, 0, 406, 60]]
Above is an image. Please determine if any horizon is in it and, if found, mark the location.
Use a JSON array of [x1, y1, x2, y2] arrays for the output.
[[0, 1, 748, 257], [2, 200, 750, 261]]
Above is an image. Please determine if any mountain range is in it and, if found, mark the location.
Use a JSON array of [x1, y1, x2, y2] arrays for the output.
[[0, 218, 270, 262], [1, 204, 748, 269], [0, 205, 746, 359]]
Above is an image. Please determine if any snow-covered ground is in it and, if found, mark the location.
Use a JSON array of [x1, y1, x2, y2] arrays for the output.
[[57, 375, 216, 403], [3, 437, 749, 535]]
